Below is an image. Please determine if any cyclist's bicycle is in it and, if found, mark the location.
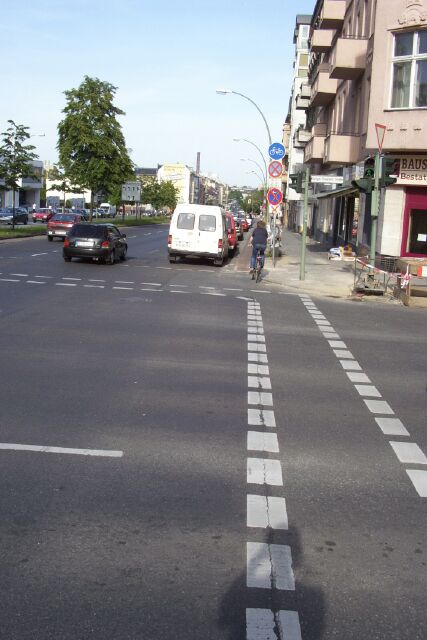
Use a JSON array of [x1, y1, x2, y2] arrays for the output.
[[251, 247, 265, 283]]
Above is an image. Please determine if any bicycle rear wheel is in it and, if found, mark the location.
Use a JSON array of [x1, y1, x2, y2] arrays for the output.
[[256, 267, 262, 283]]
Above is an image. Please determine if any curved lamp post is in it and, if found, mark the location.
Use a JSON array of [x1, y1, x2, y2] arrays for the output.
[[216, 88, 272, 147], [240, 158, 267, 188], [233, 137, 268, 181]]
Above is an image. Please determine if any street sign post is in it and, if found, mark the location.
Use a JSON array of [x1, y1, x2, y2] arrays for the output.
[[268, 160, 283, 178], [121, 181, 141, 202], [375, 123, 386, 153], [267, 187, 283, 206], [268, 142, 285, 160], [310, 175, 344, 185]]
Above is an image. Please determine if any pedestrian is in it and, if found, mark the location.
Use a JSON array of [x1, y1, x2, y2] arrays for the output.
[[249, 219, 269, 273]]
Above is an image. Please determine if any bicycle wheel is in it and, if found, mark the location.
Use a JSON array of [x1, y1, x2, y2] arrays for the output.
[[256, 266, 262, 283]]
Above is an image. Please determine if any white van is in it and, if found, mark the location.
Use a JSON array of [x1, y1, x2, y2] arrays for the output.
[[167, 204, 229, 266]]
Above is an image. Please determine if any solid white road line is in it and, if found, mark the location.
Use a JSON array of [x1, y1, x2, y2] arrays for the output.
[[0, 443, 123, 457], [248, 408, 276, 428], [247, 431, 279, 453], [248, 391, 273, 406], [375, 417, 409, 436], [354, 384, 382, 397], [248, 376, 272, 390], [363, 399, 394, 414], [248, 364, 269, 375], [246, 609, 302, 640], [247, 495, 288, 529], [389, 441, 427, 464], [406, 470, 427, 497], [246, 542, 295, 590], [247, 458, 283, 485]]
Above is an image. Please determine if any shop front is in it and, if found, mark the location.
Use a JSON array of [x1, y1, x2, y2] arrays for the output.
[[395, 156, 427, 257]]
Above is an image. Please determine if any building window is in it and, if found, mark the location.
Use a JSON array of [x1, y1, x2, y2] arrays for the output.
[[390, 31, 427, 108]]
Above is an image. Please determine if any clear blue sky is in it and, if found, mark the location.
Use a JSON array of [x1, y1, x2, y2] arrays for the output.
[[0, 0, 315, 188]]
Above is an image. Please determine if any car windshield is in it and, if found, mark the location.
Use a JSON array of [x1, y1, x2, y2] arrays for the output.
[[52, 214, 76, 222], [69, 224, 105, 238]]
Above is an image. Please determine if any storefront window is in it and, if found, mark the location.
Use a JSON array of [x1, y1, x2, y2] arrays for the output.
[[407, 209, 427, 254]]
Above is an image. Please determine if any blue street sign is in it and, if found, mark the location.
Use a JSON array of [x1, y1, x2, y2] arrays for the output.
[[268, 142, 285, 160]]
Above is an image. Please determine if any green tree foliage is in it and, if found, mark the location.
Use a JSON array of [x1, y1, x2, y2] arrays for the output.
[[228, 189, 243, 205], [0, 120, 38, 229], [57, 76, 134, 218], [243, 189, 264, 214], [140, 178, 179, 212]]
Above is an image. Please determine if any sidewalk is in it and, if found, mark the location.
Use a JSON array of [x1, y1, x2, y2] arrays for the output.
[[260, 228, 362, 299]]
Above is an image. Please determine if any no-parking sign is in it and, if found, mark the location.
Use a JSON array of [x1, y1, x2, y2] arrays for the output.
[[267, 187, 283, 206]]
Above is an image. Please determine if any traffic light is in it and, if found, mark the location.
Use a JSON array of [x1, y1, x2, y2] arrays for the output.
[[381, 156, 399, 188], [289, 172, 303, 193], [351, 157, 375, 193]]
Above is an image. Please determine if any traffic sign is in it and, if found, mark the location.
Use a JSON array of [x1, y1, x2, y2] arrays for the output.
[[268, 178, 282, 190], [375, 123, 386, 153], [121, 181, 141, 202], [310, 175, 344, 185], [268, 142, 285, 160], [268, 160, 283, 178], [267, 187, 283, 206]]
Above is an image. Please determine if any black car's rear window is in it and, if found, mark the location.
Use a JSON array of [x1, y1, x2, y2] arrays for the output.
[[69, 224, 106, 238]]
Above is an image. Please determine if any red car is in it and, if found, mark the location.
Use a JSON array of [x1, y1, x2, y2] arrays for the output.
[[225, 212, 238, 255], [239, 216, 249, 232], [47, 212, 87, 241], [33, 208, 55, 223]]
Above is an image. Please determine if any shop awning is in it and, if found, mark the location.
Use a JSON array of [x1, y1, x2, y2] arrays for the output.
[[315, 185, 359, 199]]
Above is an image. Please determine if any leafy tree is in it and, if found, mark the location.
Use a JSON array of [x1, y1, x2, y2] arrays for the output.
[[158, 181, 179, 211], [48, 164, 82, 212], [243, 189, 264, 214], [140, 178, 179, 212], [0, 120, 38, 229], [228, 189, 243, 205], [57, 76, 134, 219]]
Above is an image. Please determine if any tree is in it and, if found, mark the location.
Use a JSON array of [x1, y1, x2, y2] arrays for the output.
[[228, 189, 243, 205], [140, 178, 179, 212], [57, 76, 134, 219], [243, 189, 263, 214], [0, 120, 38, 229], [158, 181, 179, 211], [48, 164, 82, 212]]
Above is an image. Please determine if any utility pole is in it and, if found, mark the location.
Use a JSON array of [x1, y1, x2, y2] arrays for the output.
[[369, 152, 381, 266], [299, 167, 310, 280]]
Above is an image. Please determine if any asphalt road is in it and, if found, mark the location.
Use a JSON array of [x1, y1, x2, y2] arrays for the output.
[[0, 225, 426, 640]]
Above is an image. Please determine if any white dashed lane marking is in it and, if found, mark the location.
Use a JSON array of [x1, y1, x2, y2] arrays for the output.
[[246, 609, 302, 640], [247, 495, 288, 530], [301, 295, 427, 498], [247, 431, 279, 453], [248, 408, 276, 428], [0, 442, 123, 457], [247, 458, 283, 486], [248, 391, 273, 406], [246, 542, 295, 590]]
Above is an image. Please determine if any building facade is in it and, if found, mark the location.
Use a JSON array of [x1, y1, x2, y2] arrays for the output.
[[0, 160, 44, 209], [302, 0, 427, 261]]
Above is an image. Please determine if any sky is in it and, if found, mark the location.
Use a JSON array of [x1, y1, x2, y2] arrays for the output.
[[0, 0, 315, 188]]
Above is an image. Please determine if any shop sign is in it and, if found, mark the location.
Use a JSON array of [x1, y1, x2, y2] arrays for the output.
[[395, 156, 427, 186]]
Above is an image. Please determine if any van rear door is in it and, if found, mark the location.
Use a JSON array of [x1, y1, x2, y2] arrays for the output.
[[173, 211, 197, 253], [197, 212, 221, 256]]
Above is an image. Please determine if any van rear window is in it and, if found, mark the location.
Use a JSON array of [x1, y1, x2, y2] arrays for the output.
[[199, 215, 216, 232], [177, 213, 195, 230]]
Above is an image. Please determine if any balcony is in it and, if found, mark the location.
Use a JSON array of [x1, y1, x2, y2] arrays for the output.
[[323, 133, 360, 165], [295, 94, 310, 110], [310, 69, 339, 107], [293, 127, 311, 148], [311, 29, 335, 53], [330, 37, 369, 80], [318, 0, 346, 29], [304, 135, 325, 163], [300, 83, 311, 99]]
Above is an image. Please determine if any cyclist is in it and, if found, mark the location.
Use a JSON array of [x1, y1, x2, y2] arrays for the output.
[[249, 219, 268, 274]]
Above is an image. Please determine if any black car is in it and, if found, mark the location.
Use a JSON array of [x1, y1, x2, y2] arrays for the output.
[[63, 223, 127, 264], [0, 207, 29, 225]]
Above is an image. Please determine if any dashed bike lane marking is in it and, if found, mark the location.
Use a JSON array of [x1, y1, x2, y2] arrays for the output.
[[299, 293, 427, 498], [245, 299, 302, 640]]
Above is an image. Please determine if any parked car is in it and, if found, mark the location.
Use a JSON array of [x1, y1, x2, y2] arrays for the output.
[[47, 213, 87, 241], [234, 217, 243, 241], [33, 208, 55, 223], [239, 215, 249, 232], [225, 212, 238, 255], [0, 207, 29, 225], [63, 223, 127, 264]]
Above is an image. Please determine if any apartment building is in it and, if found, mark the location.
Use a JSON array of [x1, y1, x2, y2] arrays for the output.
[[0, 160, 44, 209], [285, 14, 312, 231], [303, 0, 427, 261]]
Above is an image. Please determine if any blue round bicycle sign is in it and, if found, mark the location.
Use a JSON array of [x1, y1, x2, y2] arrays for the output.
[[268, 142, 285, 160]]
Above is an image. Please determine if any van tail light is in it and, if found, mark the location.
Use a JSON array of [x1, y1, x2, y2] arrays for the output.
[[63, 237, 70, 248], [168, 234, 172, 246], [101, 240, 109, 248], [218, 239, 223, 250]]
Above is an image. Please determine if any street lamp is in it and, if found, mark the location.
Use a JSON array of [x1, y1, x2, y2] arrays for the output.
[[240, 158, 267, 189], [246, 169, 265, 186], [216, 88, 272, 146], [233, 137, 268, 180]]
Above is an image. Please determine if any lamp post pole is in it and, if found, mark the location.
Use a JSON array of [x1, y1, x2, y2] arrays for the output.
[[233, 138, 268, 183]]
